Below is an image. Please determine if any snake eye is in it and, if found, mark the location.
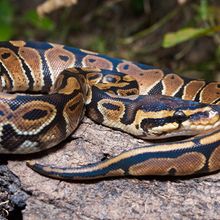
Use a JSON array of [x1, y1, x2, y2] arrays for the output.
[[173, 110, 187, 123]]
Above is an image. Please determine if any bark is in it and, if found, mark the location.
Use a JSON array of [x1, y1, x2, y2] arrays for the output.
[[1, 117, 220, 219], [0, 165, 28, 219]]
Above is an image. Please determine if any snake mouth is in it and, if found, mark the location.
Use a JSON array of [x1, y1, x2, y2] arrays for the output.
[[181, 109, 220, 131], [142, 107, 220, 139]]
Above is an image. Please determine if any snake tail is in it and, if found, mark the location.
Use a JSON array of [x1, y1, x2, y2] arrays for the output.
[[26, 127, 220, 180]]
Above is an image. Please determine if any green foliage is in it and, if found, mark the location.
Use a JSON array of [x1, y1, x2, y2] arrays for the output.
[[162, 0, 220, 48], [23, 10, 55, 31], [199, 0, 208, 21], [0, 0, 55, 41], [0, 0, 14, 40], [163, 26, 220, 48]]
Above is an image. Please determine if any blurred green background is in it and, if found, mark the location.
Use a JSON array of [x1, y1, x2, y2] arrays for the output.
[[1, 0, 220, 80]]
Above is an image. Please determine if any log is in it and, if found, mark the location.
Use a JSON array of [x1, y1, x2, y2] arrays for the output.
[[2, 117, 220, 219]]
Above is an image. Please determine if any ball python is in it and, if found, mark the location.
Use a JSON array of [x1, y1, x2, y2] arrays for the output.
[[0, 40, 220, 180]]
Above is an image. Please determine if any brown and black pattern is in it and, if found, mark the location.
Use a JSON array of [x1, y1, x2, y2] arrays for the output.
[[0, 41, 220, 180], [18, 46, 44, 91], [0, 67, 87, 154]]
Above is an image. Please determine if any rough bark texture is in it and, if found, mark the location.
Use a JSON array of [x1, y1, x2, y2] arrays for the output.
[[1, 117, 220, 219], [0, 165, 28, 219]]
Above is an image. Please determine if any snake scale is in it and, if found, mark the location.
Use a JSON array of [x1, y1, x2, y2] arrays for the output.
[[0, 40, 220, 180]]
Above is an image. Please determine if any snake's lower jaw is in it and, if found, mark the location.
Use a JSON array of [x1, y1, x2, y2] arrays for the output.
[[142, 120, 207, 139], [143, 130, 197, 140], [181, 116, 220, 133], [143, 116, 220, 139]]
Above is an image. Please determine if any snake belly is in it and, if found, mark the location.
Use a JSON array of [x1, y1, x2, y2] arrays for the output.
[[0, 40, 220, 179]]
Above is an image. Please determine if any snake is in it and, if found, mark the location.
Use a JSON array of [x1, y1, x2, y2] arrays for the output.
[[0, 40, 220, 180]]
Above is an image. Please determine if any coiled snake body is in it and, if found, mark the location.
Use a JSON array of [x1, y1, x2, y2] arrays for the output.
[[0, 40, 220, 180]]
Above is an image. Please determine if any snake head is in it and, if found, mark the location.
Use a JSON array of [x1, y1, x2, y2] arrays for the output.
[[135, 95, 220, 139]]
